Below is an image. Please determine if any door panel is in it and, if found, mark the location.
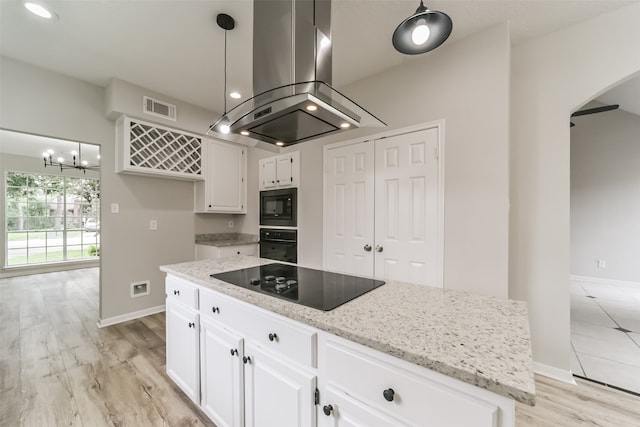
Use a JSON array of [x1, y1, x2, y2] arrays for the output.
[[324, 142, 375, 275], [200, 317, 244, 427], [375, 128, 440, 286], [244, 342, 316, 427]]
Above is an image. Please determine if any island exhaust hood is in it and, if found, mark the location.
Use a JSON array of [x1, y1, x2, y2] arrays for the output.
[[209, 0, 385, 147]]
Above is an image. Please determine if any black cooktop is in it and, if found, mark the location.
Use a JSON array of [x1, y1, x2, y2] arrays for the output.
[[210, 263, 385, 311]]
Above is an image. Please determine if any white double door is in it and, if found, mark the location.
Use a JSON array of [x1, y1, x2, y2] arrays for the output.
[[324, 127, 442, 286]]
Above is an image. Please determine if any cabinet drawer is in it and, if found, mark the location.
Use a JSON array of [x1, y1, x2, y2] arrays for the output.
[[325, 340, 499, 427], [166, 275, 199, 310], [217, 244, 257, 258], [200, 288, 316, 368]]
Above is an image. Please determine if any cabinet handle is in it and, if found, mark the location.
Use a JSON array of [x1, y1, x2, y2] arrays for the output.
[[383, 388, 395, 402], [375, 245, 384, 253], [243, 356, 251, 364], [188, 322, 195, 328], [173, 290, 180, 295], [364, 244, 372, 252], [268, 333, 278, 342], [323, 405, 333, 416], [230, 349, 238, 356], [212, 306, 220, 314]]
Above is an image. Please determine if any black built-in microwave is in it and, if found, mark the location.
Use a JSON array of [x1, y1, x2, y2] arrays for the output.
[[260, 188, 297, 226]]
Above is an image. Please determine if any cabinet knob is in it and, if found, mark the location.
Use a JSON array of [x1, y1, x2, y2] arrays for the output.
[[188, 322, 195, 328], [383, 388, 395, 402], [268, 333, 278, 342], [364, 244, 372, 252], [230, 349, 238, 356], [173, 290, 180, 295], [271, 180, 275, 183], [323, 405, 333, 416], [276, 180, 280, 183], [212, 306, 220, 314], [243, 356, 251, 364], [208, 204, 212, 208], [375, 245, 384, 253]]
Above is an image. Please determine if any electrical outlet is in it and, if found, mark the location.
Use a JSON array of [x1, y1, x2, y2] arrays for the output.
[[150, 220, 158, 230], [597, 259, 607, 269], [228, 220, 234, 228], [111, 203, 120, 214]]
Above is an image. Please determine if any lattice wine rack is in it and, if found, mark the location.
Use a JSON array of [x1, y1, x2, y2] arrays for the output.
[[116, 116, 204, 180]]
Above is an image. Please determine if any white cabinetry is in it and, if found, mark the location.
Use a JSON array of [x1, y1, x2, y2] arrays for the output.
[[259, 152, 300, 190], [200, 316, 245, 427], [195, 244, 258, 260], [244, 341, 317, 427], [195, 139, 247, 213], [199, 286, 317, 427], [116, 116, 204, 180], [323, 127, 443, 287], [318, 335, 511, 427], [165, 277, 200, 404]]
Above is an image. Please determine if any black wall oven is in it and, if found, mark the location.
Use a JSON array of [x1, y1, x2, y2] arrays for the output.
[[260, 228, 297, 264], [260, 188, 297, 227]]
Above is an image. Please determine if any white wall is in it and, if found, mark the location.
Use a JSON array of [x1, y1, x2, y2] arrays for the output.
[[0, 57, 232, 322], [571, 104, 640, 283], [510, 3, 640, 373], [282, 23, 511, 296]]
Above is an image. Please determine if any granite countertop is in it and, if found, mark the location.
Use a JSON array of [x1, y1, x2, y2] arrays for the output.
[[195, 233, 259, 247], [160, 256, 535, 406]]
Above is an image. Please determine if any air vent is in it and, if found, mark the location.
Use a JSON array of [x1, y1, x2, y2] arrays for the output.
[[143, 96, 177, 121]]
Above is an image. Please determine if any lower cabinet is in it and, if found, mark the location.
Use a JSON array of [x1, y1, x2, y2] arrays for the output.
[[243, 341, 317, 427], [165, 276, 515, 427], [166, 298, 200, 404], [320, 386, 406, 427], [200, 316, 244, 427]]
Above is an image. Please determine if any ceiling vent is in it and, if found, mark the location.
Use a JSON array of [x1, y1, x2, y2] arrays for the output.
[[143, 96, 177, 121]]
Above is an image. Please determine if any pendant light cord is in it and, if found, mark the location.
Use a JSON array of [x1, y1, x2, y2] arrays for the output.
[[223, 29, 227, 114]]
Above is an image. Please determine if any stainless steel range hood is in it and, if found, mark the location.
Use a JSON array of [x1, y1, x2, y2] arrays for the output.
[[210, 0, 385, 147]]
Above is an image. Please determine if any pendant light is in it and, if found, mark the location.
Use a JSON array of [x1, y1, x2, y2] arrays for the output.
[[215, 13, 235, 134], [392, 1, 452, 55]]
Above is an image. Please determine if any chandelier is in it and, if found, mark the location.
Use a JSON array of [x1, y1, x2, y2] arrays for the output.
[[43, 142, 100, 173]]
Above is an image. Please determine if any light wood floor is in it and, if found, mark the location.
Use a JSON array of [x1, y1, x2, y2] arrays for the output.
[[1, 268, 639, 426]]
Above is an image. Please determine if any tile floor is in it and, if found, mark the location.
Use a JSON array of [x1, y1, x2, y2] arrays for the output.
[[570, 278, 640, 394]]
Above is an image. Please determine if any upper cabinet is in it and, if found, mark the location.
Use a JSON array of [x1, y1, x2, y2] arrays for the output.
[[116, 116, 204, 181], [195, 139, 247, 214], [259, 152, 300, 190]]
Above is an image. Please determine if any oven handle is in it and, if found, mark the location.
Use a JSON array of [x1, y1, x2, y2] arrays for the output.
[[259, 239, 297, 244]]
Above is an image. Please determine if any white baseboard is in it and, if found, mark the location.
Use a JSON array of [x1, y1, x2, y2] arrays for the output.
[[97, 304, 165, 328], [570, 275, 640, 288], [533, 362, 576, 385]]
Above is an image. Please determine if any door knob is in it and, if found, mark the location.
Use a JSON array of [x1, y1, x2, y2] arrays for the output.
[[364, 244, 372, 252], [375, 245, 384, 253]]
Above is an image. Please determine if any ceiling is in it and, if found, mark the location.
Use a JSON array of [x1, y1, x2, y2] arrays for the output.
[[2, 0, 639, 118], [0, 129, 100, 162]]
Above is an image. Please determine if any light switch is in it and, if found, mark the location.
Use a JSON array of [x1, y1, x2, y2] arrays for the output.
[[111, 203, 120, 214], [150, 220, 158, 231]]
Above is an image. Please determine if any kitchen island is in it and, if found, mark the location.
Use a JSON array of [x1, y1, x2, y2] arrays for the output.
[[161, 255, 535, 427]]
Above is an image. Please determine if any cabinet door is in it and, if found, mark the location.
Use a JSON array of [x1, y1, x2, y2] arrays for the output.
[[207, 140, 246, 213], [374, 128, 441, 286], [200, 317, 244, 427], [260, 157, 277, 190], [323, 141, 375, 277], [244, 342, 316, 427], [166, 299, 200, 404], [276, 154, 295, 187], [320, 386, 406, 427]]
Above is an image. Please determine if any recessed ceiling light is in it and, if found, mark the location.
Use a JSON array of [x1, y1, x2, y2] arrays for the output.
[[306, 105, 318, 111], [276, 142, 285, 146], [340, 122, 351, 128], [24, 2, 55, 19], [240, 131, 250, 136], [229, 92, 241, 99]]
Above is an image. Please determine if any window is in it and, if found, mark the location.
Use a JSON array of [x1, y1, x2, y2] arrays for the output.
[[5, 171, 100, 266]]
